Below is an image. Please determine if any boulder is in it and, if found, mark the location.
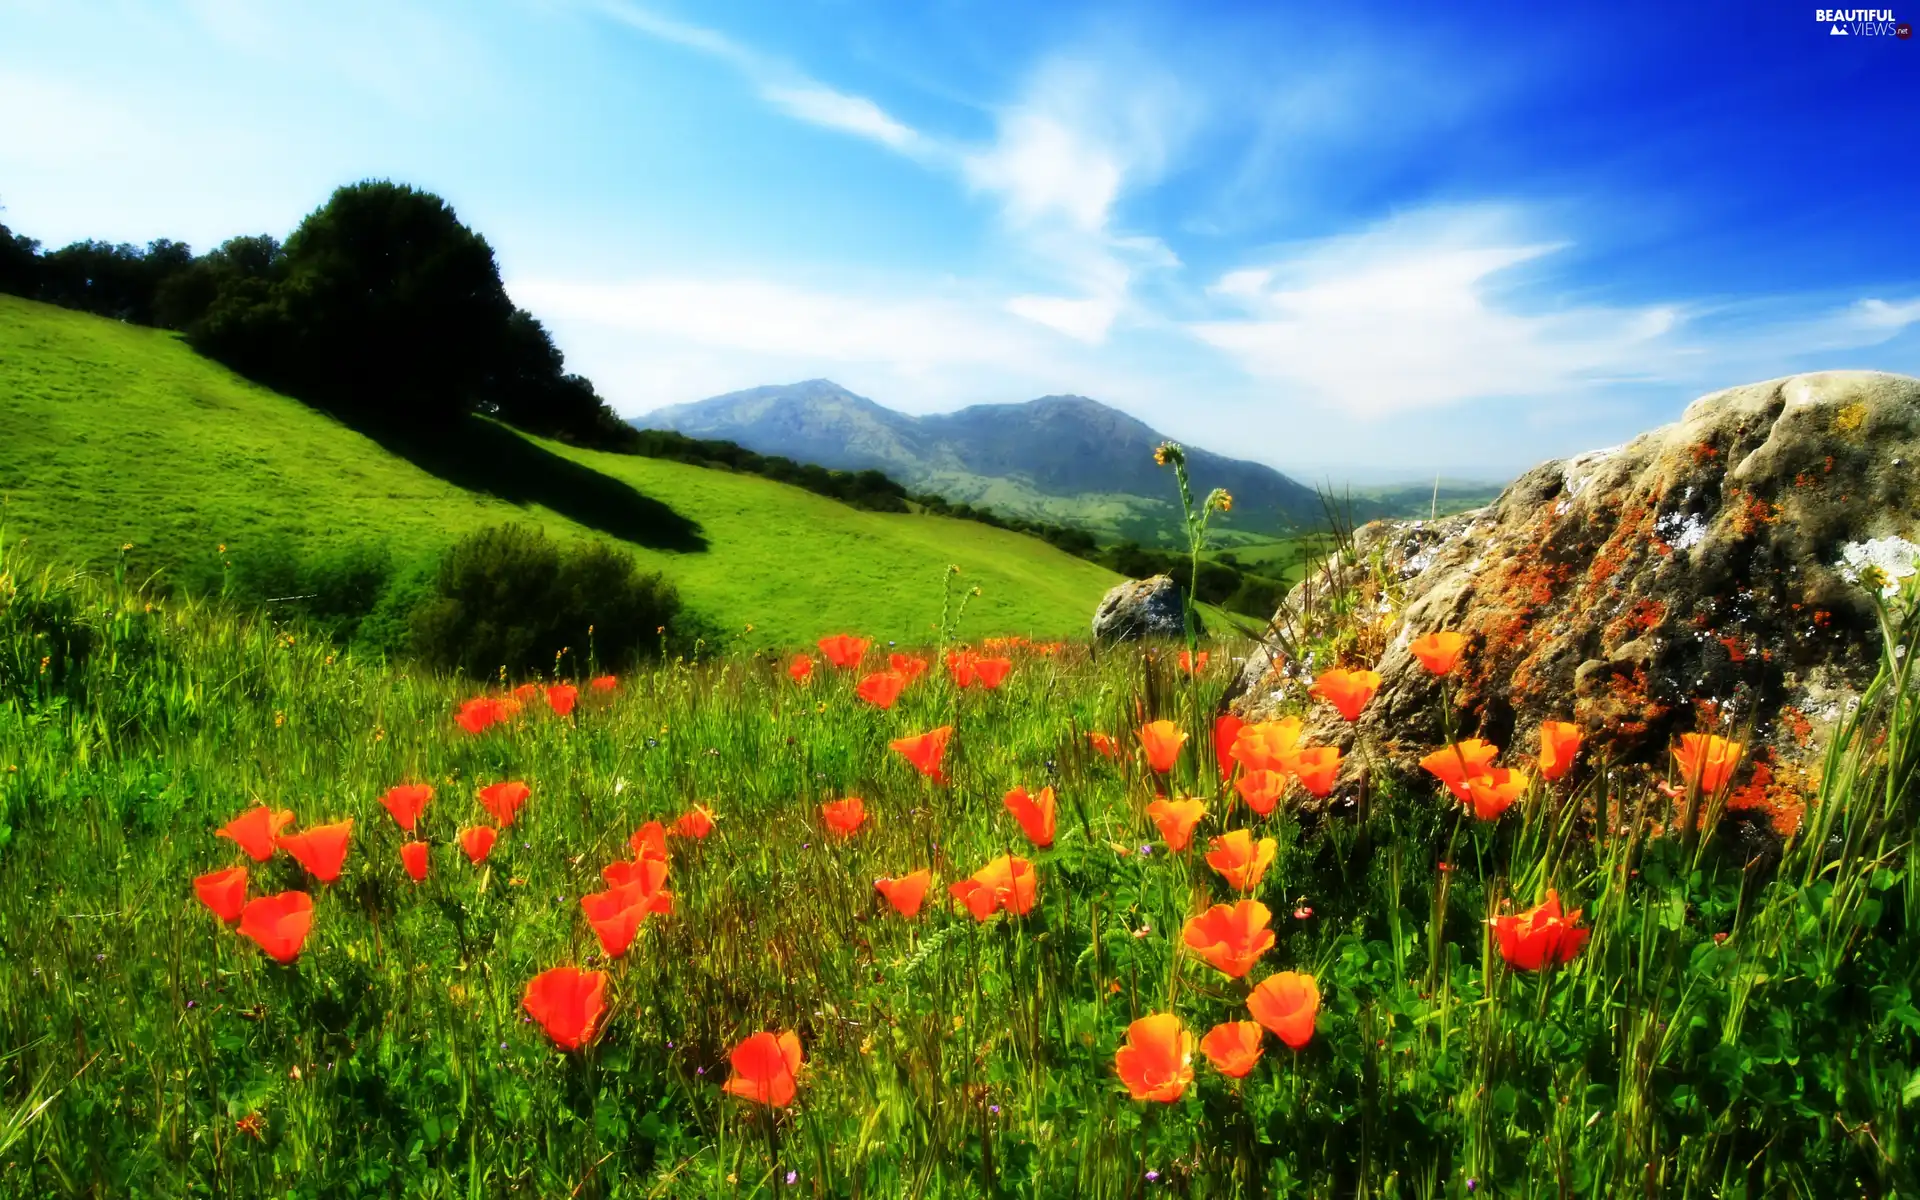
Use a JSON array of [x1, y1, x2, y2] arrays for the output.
[[1229, 371, 1920, 831], [1093, 574, 1201, 641]]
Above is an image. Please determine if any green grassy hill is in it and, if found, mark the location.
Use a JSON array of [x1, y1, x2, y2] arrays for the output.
[[0, 295, 1120, 646]]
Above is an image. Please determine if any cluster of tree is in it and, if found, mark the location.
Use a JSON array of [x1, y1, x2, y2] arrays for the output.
[[625, 429, 912, 512], [0, 183, 633, 447]]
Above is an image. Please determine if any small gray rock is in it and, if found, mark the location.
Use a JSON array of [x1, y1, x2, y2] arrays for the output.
[[1092, 574, 1199, 642]]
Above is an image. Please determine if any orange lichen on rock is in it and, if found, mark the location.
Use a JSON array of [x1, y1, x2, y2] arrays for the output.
[[1729, 492, 1781, 537], [1780, 705, 1814, 748], [1725, 752, 1809, 836], [1603, 599, 1667, 650], [1578, 665, 1670, 740]]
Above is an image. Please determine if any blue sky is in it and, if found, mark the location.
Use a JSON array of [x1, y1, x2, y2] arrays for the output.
[[2, 0, 1917, 482]]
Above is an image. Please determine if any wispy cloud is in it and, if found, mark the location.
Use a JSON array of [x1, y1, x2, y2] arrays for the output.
[[962, 55, 1193, 343], [594, 7, 1187, 346], [514, 276, 1045, 371], [596, 1, 933, 159]]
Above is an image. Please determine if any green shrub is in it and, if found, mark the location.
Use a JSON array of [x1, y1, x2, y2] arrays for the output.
[[406, 524, 678, 679]]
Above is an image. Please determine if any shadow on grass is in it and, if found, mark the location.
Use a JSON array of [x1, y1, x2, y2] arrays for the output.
[[342, 413, 708, 553]]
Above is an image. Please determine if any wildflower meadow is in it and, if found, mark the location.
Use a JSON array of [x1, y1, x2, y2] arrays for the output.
[[2, 525, 1919, 1197]]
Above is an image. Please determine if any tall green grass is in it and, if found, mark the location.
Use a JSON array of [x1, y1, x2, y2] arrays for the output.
[[1, 542, 1917, 1197]]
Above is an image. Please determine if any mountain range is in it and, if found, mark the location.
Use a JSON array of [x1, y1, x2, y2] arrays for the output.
[[636, 380, 1327, 543]]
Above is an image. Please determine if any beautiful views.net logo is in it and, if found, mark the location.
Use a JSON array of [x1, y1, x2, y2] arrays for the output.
[[1816, 7, 1910, 34]]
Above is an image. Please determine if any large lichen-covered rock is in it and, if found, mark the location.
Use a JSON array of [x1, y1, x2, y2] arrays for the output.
[[1093, 574, 1199, 641], [1230, 371, 1920, 830]]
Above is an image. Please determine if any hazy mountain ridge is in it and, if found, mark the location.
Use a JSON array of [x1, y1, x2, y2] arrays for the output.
[[639, 380, 1325, 537]]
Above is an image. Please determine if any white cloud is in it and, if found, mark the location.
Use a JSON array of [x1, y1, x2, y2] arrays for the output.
[[1190, 209, 1685, 415], [961, 57, 1193, 344], [1847, 297, 1920, 333], [512, 276, 1052, 374], [596, 1, 930, 158], [761, 85, 921, 151], [590, 11, 1189, 346], [965, 110, 1123, 232]]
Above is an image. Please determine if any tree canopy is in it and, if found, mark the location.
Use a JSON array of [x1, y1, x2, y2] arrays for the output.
[[0, 182, 631, 445]]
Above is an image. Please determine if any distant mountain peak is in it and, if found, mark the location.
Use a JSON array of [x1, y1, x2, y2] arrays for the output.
[[635, 381, 1321, 537]]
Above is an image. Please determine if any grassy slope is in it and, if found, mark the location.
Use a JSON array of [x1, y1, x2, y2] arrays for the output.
[[0, 295, 1119, 645]]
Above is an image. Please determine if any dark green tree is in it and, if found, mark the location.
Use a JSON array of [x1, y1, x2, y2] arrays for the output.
[[193, 181, 514, 427], [0, 219, 40, 297]]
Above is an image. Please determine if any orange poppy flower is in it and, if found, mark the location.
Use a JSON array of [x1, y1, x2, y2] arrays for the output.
[[817, 633, 869, 670], [972, 656, 1013, 689], [1419, 739, 1501, 802], [512, 683, 540, 705], [217, 805, 295, 862], [821, 797, 868, 839], [1200, 1020, 1265, 1079], [1489, 889, 1590, 971], [1235, 769, 1288, 817], [1231, 718, 1304, 775], [889, 653, 928, 681], [947, 649, 979, 688], [194, 865, 248, 924], [276, 819, 354, 884], [1213, 713, 1245, 783], [1310, 668, 1382, 722], [581, 879, 667, 957], [1177, 649, 1209, 675], [1182, 900, 1276, 978], [399, 841, 429, 883], [1464, 766, 1530, 821], [600, 858, 674, 927], [1087, 731, 1120, 758], [455, 696, 512, 735], [521, 966, 608, 1051], [875, 869, 933, 917], [1138, 720, 1188, 774], [1113, 1013, 1194, 1102], [723, 1031, 803, 1107], [787, 654, 815, 684], [478, 781, 530, 829], [949, 855, 1038, 920], [1002, 785, 1056, 848], [1146, 796, 1206, 851], [1537, 720, 1583, 782], [459, 825, 497, 865], [1672, 733, 1744, 795], [1410, 631, 1468, 675], [1247, 970, 1320, 1049], [1205, 830, 1277, 892], [890, 726, 953, 784], [855, 671, 908, 709], [238, 891, 314, 964], [546, 684, 579, 717], [378, 784, 432, 834], [630, 820, 669, 863], [602, 855, 672, 897], [589, 674, 618, 693], [674, 806, 716, 840], [1292, 746, 1343, 798]]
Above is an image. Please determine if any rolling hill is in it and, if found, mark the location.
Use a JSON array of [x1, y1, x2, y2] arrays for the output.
[[0, 295, 1121, 647], [638, 380, 1327, 543]]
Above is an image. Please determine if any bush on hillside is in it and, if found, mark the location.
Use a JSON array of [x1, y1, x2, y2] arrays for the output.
[[407, 524, 678, 679]]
